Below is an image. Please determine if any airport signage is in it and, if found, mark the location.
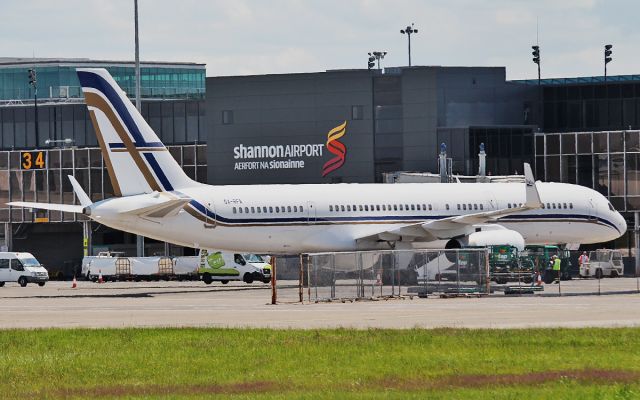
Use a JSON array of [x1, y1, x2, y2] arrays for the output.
[[231, 121, 348, 177], [21, 151, 47, 170]]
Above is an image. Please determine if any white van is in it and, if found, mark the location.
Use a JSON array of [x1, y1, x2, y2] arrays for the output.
[[199, 250, 272, 285], [0, 252, 49, 287]]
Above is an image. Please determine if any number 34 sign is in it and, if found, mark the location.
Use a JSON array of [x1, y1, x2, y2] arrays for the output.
[[21, 151, 46, 170]]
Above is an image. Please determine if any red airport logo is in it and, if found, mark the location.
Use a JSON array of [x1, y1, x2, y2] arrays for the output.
[[322, 121, 347, 177]]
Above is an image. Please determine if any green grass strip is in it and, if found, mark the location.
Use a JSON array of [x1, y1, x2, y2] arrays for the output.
[[1, 327, 639, 399]]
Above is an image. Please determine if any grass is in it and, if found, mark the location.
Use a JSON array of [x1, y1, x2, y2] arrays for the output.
[[1, 328, 640, 399]]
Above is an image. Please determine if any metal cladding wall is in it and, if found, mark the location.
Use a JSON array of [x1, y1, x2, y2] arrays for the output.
[[205, 67, 537, 185], [206, 70, 375, 184]]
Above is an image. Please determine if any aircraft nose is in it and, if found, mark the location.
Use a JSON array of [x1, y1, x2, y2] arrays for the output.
[[617, 212, 628, 234]]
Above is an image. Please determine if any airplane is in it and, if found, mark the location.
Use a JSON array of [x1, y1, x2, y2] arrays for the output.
[[7, 68, 627, 254]]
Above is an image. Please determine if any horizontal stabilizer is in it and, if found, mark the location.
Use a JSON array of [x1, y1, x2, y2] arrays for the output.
[[123, 197, 192, 218], [7, 201, 84, 214]]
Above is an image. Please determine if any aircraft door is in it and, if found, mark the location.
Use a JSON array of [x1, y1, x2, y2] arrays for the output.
[[204, 202, 216, 229], [306, 201, 317, 224], [588, 199, 597, 221]]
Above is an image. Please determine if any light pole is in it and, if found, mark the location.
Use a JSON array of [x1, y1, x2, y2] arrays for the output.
[[28, 69, 39, 147], [367, 51, 387, 70], [400, 23, 418, 66], [604, 44, 613, 82], [531, 45, 541, 127]]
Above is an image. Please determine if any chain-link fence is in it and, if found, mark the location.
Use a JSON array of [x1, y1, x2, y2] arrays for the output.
[[289, 249, 640, 302], [304, 249, 490, 302]]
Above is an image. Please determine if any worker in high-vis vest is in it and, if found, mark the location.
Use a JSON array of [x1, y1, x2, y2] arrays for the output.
[[552, 255, 562, 283]]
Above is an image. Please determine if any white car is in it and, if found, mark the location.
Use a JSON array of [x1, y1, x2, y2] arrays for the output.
[[580, 250, 624, 278], [0, 252, 49, 287]]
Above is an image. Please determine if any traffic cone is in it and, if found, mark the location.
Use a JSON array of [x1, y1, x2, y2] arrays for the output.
[[71, 276, 77, 289], [98, 270, 104, 284], [536, 272, 542, 286]]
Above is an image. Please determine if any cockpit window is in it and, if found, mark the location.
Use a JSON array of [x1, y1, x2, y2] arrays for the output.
[[608, 202, 615, 212]]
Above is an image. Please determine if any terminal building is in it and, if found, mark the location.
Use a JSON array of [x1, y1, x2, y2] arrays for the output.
[[0, 56, 636, 274]]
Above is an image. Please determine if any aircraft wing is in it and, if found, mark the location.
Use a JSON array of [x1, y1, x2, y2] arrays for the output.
[[356, 163, 543, 243], [7, 201, 84, 214]]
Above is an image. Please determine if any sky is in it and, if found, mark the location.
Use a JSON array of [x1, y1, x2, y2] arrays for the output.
[[1, 0, 638, 79]]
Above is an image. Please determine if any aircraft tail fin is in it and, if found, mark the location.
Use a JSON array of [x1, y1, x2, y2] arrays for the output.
[[77, 68, 197, 197]]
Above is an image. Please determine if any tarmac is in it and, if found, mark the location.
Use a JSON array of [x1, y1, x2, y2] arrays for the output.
[[0, 279, 639, 329]]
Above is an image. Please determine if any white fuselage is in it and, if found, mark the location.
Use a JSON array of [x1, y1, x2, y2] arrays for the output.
[[87, 181, 627, 254]]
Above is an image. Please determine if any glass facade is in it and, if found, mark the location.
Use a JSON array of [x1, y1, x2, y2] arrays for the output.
[[513, 76, 640, 132], [535, 130, 640, 212], [469, 127, 534, 176], [0, 100, 205, 150], [0, 145, 207, 223], [0, 63, 205, 101]]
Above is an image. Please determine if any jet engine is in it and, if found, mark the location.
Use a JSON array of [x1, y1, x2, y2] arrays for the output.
[[445, 224, 525, 251]]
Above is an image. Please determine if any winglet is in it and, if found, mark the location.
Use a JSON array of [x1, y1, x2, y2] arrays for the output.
[[523, 163, 542, 208], [68, 175, 92, 207]]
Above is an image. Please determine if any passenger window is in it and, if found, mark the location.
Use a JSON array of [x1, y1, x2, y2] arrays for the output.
[[245, 207, 249, 213], [546, 203, 550, 209], [341, 205, 345, 212], [405, 204, 409, 210], [239, 207, 243, 214], [232, 207, 237, 214], [269, 207, 273, 213], [474, 204, 478, 210], [463, 204, 467, 210], [410, 204, 415, 211], [347, 205, 351, 212], [542, 204, 545, 209], [275, 207, 280, 213], [393, 205, 398, 211], [446, 204, 450, 210], [263, 207, 268, 213], [429, 204, 432, 210], [251, 207, 255, 213], [329, 205, 333, 212], [285, 206, 290, 212], [457, 204, 461, 210], [300, 206, 304, 212], [563, 203, 567, 209], [257, 207, 261, 214], [382, 205, 387, 211], [508, 204, 511, 209], [364, 205, 369, 211], [0, 259, 8, 269], [11, 259, 23, 271], [376, 205, 380, 211], [552, 203, 556, 209], [294, 206, 298, 212], [358, 205, 362, 211], [480, 204, 484, 210]]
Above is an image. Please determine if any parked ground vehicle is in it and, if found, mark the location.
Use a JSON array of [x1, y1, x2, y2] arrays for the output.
[[199, 250, 272, 284], [0, 252, 49, 287], [521, 245, 573, 283], [489, 245, 535, 284], [83, 255, 184, 281], [580, 250, 624, 278]]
